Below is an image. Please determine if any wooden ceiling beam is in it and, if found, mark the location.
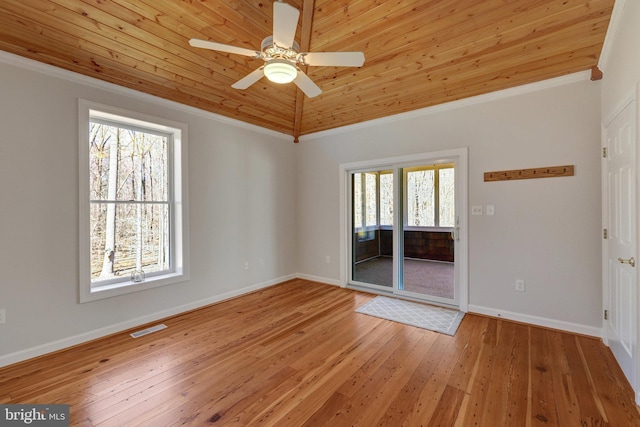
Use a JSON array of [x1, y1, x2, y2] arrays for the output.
[[293, 0, 315, 143], [591, 65, 603, 81]]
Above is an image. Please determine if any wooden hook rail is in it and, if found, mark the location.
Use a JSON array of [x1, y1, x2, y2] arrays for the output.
[[484, 165, 574, 182]]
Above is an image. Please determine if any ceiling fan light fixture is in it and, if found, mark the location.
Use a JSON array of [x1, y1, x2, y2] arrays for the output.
[[264, 59, 297, 84]]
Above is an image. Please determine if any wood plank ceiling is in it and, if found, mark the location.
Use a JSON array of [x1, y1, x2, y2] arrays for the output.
[[0, 0, 614, 141]]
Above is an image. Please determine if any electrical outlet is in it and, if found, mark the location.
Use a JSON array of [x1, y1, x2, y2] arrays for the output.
[[0, 309, 5, 324], [515, 279, 525, 292]]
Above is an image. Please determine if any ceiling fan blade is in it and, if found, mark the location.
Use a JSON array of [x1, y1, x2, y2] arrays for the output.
[[189, 39, 260, 57], [293, 70, 322, 98], [273, 1, 299, 48], [301, 52, 365, 67], [232, 67, 265, 89]]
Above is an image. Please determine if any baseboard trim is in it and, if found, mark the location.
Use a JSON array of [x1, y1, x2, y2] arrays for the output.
[[295, 273, 341, 287], [3, 279, 598, 368], [0, 274, 296, 368], [468, 304, 602, 338]]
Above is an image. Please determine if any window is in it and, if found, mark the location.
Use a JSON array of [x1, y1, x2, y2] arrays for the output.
[[79, 101, 188, 302], [379, 172, 393, 226], [405, 164, 454, 229], [352, 172, 379, 241], [353, 171, 395, 229], [438, 167, 455, 227], [353, 172, 379, 229], [406, 169, 435, 226]]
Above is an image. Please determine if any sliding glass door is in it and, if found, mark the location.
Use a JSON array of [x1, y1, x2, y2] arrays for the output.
[[347, 152, 464, 309], [399, 164, 455, 305]]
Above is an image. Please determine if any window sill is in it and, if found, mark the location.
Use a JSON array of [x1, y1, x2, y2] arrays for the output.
[[404, 226, 454, 233], [80, 271, 188, 303], [354, 226, 453, 233]]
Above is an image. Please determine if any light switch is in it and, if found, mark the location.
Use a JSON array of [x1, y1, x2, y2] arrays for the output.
[[486, 205, 495, 215], [471, 205, 483, 215]]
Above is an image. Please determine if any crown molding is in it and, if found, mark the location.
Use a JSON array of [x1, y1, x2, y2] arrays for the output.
[[0, 49, 598, 144], [0, 50, 291, 141]]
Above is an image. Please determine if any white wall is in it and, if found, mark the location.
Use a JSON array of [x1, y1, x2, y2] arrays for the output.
[[297, 77, 603, 333], [601, 0, 640, 118], [0, 55, 298, 364]]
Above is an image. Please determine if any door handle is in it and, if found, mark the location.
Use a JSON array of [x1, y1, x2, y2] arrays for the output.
[[451, 227, 459, 241], [618, 257, 636, 267]]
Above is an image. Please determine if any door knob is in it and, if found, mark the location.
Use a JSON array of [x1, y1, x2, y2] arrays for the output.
[[618, 257, 636, 267]]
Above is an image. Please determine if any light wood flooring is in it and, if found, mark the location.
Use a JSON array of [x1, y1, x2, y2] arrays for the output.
[[1, 279, 639, 426]]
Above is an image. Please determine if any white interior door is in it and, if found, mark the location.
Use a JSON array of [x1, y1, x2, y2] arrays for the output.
[[604, 96, 637, 392]]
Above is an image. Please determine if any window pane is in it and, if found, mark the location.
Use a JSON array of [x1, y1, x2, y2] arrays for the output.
[[90, 202, 170, 282], [89, 121, 171, 285], [353, 173, 363, 229], [365, 173, 377, 226], [439, 168, 455, 227], [407, 170, 434, 226], [380, 173, 393, 226], [89, 123, 117, 201], [89, 123, 168, 202]]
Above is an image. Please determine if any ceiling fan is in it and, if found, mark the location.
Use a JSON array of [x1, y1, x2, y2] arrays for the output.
[[189, 1, 365, 98]]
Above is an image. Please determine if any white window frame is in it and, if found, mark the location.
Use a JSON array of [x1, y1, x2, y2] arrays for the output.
[[78, 100, 189, 302]]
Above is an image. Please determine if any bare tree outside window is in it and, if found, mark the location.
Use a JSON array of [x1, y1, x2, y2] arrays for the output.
[[407, 170, 435, 227], [365, 173, 377, 227], [380, 172, 393, 226], [406, 166, 454, 228], [89, 122, 170, 283], [353, 166, 453, 232], [439, 168, 455, 227], [353, 173, 363, 229]]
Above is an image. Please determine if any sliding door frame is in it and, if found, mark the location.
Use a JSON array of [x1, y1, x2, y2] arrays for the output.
[[339, 148, 468, 311]]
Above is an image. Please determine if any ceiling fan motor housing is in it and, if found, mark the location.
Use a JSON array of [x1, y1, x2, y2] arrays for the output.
[[261, 36, 300, 62]]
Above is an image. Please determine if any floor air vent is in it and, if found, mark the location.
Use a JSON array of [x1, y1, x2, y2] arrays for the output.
[[130, 323, 167, 338]]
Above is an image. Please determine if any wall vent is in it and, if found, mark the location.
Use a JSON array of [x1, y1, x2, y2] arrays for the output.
[[130, 323, 167, 338]]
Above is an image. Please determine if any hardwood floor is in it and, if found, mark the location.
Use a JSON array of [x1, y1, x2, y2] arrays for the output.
[[1, 279, 639, 426]]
